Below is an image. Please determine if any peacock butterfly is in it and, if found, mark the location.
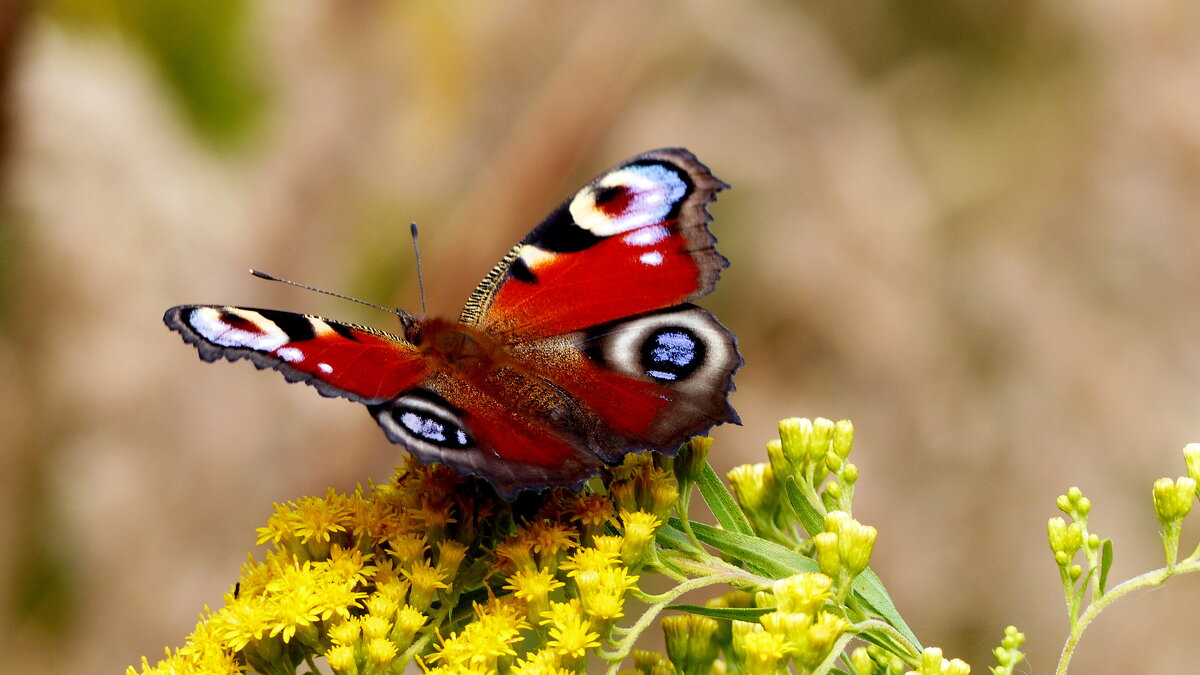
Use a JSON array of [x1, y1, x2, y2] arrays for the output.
[[164, 148, 741, 497]]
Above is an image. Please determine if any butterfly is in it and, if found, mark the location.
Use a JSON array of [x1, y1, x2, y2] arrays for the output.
[[164, 148, 741, 497]]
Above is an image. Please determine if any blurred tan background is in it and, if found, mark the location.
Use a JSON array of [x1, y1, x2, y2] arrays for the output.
[[2, 1, 1199, 673]]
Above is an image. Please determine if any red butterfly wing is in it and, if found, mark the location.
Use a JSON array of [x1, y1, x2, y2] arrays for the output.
[[164, 306, 428, 403], [460, 148, 729, 337]]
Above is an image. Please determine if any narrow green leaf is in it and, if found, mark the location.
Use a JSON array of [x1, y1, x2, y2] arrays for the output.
[[696, 463, 754, 536], [782, 475, 826, 536], [852, 568, 921, 650], [678, 519, 818, 579], [664, 604, 770, 622], [1099, 538, 1113, 594]]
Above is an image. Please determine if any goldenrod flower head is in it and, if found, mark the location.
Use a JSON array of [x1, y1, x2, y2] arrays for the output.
[[662, 614, 719, 673], [581, 587, 627, 624], [1183, 444, 1200, 486], [392, 605, 427, 648], [849, 646, 874, 675], [403, 559, 449, 612], [836, 519, 878, 577], [727, 463, 778, 515], [437, 539, 468, 578], [813, 531, 840, 577], [428, 597, 528, 670], [753, 590, 776, 609], [1047, 517, 1083, 562], [1153, 476, 1196, 525], [758, 610, 810, 642], [633, 649, 676, 675], [328, 616, 362, 646], [797, 611, 851, 668], [779, 417, 814, 467], [561, 545, 621, 577], [525, 520, 579, 568], [540, 597, 585, 628], [649, 471, 680, 518], [619, 510, 662, 565], [571, 492, 616, 540], [773, 572, 833, 615], [411, 498, 457, 543], [764, 438, 792, 480], [495, 537, 538, 572], [324, 643, 355, 673], [545, 603, 601, 663], [359, 614, 389, 641], [510, 648, 567, 675], [294, 489, 352, 543], [1056, 487, 1090, 518], [591, 534, 625, 558], [912, 647, 970, 675], [832, 419, 855, 459], [366, 635, 398, 665], [366, 590, 399, 621], [737, 627, 793, 674], [505, 566, 564, 626], [609, 479, 640, 514], [388, 532, 428, 566], [675, 436, 715, 485]]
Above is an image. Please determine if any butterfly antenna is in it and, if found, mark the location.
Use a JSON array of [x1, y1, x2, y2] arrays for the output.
[[410, 222, 428, 318], [249, 269, 399, 316]]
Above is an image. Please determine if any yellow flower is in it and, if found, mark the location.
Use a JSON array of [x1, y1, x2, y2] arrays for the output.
[[427, 598, 528, 670], [618, 510, 662, 565], [543, 600, 601, 663], [402, 559, 449, 611], [560, 546, 621, 577]]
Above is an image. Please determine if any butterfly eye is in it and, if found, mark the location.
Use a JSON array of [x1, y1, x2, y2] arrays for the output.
[[373, 390, 474, 450]]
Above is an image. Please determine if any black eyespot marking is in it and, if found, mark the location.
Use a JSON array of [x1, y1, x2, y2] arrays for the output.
[[255, 309, 316, 341], [387, 403, 472, 449], [641, 327, 705, 383], [375, 389, 475, 450], [510, 257, 537, 283]]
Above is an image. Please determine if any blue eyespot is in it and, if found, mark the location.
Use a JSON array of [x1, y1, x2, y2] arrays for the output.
[[641, 328, 705, 383]]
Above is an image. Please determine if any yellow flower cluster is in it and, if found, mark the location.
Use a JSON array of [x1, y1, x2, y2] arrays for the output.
[[636, 573, 849, 675], [129, 454, 676, 675]]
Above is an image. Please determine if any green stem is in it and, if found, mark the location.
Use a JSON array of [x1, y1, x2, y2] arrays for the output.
[[1056, 557, 1200, 675], [601, 572, 752, 674], [812, 631, 858, 675]]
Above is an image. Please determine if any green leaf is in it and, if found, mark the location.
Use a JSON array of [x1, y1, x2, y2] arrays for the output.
[[783, 475, 826, 536], [851, 568, 921, 650], [696, 463, 754, 536], [665, 604, 770, 622], [677, 519, 819, 579], [1099, 538, 1113, 594]]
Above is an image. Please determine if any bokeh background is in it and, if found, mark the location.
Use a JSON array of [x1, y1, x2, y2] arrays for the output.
[[2, 1, 1199, 672]]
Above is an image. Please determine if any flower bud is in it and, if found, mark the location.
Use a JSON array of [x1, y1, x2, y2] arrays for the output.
[[1153, 476, 1196, 525], [1184, 443, 1200, 485], [813, 532, 840, 577], [779, 417, 814, 467]]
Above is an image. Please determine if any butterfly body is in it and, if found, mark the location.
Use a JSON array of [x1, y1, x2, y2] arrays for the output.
[[166, 149, 740, 496]]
